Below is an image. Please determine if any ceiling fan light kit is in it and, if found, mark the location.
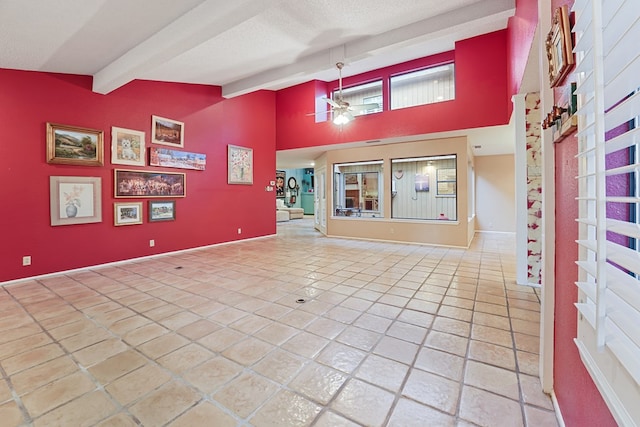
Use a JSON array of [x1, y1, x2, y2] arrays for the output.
[[323, 62, 378, 125]]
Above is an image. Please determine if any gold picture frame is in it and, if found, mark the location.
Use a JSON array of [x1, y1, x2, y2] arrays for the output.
[[46, 123, 104, 166], [546, 5, 574, 88]]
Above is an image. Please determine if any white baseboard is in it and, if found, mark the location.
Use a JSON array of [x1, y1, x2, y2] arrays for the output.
[[551, 390, 566, 427], [1, 234, 276, 287]]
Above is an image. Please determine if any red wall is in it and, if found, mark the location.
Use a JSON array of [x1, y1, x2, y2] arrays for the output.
[[550, 1, 616, 425], [507, 0, 538, 96], [276, 31, 510, 150], [0, 69, 276, 283]]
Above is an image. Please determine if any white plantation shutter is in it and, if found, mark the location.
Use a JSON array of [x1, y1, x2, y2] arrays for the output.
[[573, 0, 640, 425]]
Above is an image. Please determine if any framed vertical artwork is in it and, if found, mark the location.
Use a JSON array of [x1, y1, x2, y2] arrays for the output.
[[49, 176, 102, 226], [275, 170, 286, 198], [111, 127, 145, 166], [46, 123, 104, 166], [546, 5, 574, 88], [114, 202, 143, 226], [151, 115, 184, 148], [228, 145, 253, 185]]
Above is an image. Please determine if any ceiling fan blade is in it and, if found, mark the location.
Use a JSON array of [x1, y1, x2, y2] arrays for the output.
[[323, 97, 341, 108], [306, 110, 331, 116], [349, 103, 380, 111]]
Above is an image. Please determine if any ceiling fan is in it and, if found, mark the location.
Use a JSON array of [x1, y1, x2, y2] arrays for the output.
[[318, 62, 380, 125]]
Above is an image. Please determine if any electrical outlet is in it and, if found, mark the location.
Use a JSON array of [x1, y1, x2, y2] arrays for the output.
[[22, 256, 31, 266], [237, 228, 242, 234], [149, 239, 155, 247]]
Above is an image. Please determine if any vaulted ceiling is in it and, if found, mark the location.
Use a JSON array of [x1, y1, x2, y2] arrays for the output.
[[1, 0, 515, 97]]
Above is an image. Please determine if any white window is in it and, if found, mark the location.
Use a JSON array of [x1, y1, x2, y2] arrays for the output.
[[390, 63, 455, 110], [573, 0, 640, 425], [332, 80, 383, 116]]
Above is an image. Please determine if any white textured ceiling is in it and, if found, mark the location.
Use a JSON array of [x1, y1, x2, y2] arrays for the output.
[[0, 0, 515, 97]]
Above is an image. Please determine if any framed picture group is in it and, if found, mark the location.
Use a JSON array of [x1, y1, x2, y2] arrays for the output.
[[47, 114, 254, 227]]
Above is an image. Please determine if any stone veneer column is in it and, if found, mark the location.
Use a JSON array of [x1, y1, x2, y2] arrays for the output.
[[525, 92, 542, 285]]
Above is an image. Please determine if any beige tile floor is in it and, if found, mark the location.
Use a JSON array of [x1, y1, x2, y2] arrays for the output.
[[0, 218, 558, 426]]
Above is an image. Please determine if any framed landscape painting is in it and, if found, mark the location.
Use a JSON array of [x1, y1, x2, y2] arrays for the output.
[[152, 115, 184, 148], [111, 127, 145, 166], [114, 169, 186, 198], [50, 176, 102, 226], [149, 200, 176, 222], [149, 147, 206, 170], [114, 202, 143, 226], [46, 123, 104, 166]]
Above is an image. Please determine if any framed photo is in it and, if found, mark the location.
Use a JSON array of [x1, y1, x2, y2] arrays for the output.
[[275, 170, 286, 198], [114, 202, 143, 226], [111, 127, 145, 166], [149, 147, 206, 170], [46, 123, 104, 166], [149, 200, 176, 222], [152, 115, 184, 147], [415, 174, 429, 192], [228, 145, 253, 185], [546, 5, 574, 88], [437, 181, 457, 196], [114, 169, 185, 198], [49, 176, 102, 226]]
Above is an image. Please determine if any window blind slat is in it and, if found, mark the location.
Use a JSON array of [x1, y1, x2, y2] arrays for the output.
[[603, 53, 640, 110], [576, 302, 597, 329], [606, 241, 640, 276], [577, 280, 598, 302], [604, 90, 640, 133], [604, 125, 640, 154], [606, 290, 640, 350], [606, 218, 640, 239], [607, 264, 640, 313], [604, 162, 640, 176]]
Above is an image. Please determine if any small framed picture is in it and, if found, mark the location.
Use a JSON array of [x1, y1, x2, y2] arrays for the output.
[[46, 123, 104, 166], [149, 200, 176, 222], [111, 127, 145, 166], [114, 202, 143, 226], [152, 115, 184, 148]]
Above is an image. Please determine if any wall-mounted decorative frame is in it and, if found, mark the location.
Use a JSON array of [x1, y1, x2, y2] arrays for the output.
[[152, 115, 184, 147], [228, 145, 253, 185], [436, 168, 457, 196], [149, 200, 176, 222], [415, 174, 430, 192], [114, 169, 185, 198], [111, 126, 145, 166], [149, 147, 206, 170], [46, 123, 104, 166], [114, 202, 143, 226], [546, 5, 574, 88], [49, 176, 102, 226], [275, 170, 285, 197]]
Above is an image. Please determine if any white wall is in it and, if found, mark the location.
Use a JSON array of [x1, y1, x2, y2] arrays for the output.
[[475, 154, 516, 232]]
